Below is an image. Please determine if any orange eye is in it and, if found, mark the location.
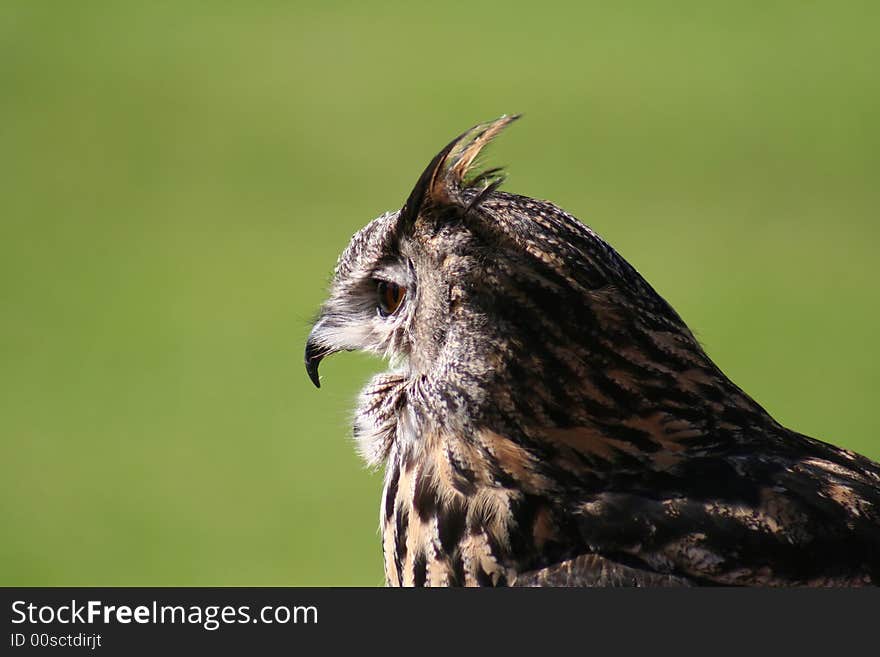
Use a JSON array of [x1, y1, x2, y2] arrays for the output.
[[377, 281, 405, 316]]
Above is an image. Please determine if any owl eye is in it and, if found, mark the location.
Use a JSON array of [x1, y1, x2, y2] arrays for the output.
[[376, 280, 406, 317]]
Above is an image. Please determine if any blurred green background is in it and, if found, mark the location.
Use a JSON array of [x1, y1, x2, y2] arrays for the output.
[[1, 1, 878, 585]]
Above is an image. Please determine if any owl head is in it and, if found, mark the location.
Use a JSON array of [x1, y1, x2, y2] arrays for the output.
[[306, 116, 517, 386], [306, 116, 696, 439]]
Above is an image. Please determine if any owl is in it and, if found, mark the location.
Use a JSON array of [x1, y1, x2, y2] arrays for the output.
[[305, 116, 880, 586]]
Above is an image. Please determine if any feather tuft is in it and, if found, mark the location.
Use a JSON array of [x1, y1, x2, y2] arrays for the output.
[[399, 114, 520, 228]]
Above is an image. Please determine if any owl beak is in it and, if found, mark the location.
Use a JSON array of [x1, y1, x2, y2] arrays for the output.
[[304, 333, 325, 389]]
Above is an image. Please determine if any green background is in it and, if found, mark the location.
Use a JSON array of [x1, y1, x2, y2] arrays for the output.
[[2, 1, 877, 586]]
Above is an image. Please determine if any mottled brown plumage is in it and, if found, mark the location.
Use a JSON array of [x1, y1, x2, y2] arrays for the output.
[[305, 116, 880, 586]]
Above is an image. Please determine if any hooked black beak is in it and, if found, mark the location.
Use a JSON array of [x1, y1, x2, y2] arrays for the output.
[[304, 328, 325, 389], [304, 340, 323, 388], [305, 318, 340, 389]]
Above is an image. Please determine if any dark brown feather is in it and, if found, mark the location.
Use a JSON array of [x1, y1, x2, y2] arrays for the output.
[[513, 554, 694, 587]]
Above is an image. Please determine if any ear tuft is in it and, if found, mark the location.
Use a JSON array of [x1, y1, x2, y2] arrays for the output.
[[400, 114, 520, 227]]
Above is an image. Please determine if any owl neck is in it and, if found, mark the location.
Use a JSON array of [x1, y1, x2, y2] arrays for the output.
[[416, 304, 786, 481], [372, 336, 784, 587]]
